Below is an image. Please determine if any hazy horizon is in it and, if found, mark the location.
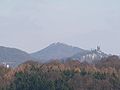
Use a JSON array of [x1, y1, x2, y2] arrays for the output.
[[0, 0, 120, 54]]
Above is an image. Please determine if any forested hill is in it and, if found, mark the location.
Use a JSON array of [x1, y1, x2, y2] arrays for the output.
[[0, 55, 120, 90], [0, 46, 33, 67], [31, 42, 86, 61]]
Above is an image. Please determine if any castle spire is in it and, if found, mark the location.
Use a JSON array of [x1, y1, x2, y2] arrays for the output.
[[97, 46, 100, 51]]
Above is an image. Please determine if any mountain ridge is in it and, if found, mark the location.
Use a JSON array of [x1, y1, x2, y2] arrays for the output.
[[0, 46, 34, 67], [31, 42, 87, 62], [0, 43, 108, 67]]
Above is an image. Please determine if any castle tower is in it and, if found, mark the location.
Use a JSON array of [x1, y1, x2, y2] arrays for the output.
[[97, 46, 101, 51]]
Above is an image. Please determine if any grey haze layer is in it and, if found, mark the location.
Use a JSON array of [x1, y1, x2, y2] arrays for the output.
[[31, 42, 87, 61], [0, 0, 120, 54], [0, 43, 108, 67], [31, 43, 107, 63], [0, 46, 33, 67]]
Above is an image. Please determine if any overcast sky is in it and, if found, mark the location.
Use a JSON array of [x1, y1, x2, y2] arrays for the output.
[[0, 0, 120, 54]]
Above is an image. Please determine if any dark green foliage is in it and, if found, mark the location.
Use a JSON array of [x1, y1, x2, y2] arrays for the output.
[[55, 79, 72, 90], [1, 55, 120, 90], [93, 72, 107, 80], [9, 72, 55, 90], [109, 76, 120, 90], [80, 69, 87, 76], [63, 70, 74, 79], [8, 71, 72, 90]]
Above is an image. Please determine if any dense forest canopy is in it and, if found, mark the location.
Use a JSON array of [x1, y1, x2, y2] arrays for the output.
[[0, 55, 120, 90]]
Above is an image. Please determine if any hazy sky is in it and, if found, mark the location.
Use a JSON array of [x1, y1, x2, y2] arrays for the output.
[[0, 0, 120, 54]]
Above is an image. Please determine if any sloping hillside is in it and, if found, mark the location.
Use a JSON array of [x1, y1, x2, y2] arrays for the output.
[[31, 42, 86, 62], [0, 46, 33, 67]]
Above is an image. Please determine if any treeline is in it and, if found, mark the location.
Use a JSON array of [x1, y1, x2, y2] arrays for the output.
[[0, 55, 120, 90]]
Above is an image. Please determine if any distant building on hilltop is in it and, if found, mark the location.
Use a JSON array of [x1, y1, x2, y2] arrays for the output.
[[2, 62, 10, 68], [97, 46, 101, 51]]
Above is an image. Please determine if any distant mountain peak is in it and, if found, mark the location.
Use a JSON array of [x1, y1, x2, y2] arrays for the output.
[[50, 42, 71, 47], [49, 42, 80, 49], [31, 43, 86, 61], [49, 42, 66, 46], [0, 46, 34, 67], [52, 42, 63, 45]]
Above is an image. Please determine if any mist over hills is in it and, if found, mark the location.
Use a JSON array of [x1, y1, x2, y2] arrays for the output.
[[31, 42, 108, 63], [0, 42, 108, 67], [31, 42, 87, 62], [0, 46, 33, 67], [70, 48, 108, 63]]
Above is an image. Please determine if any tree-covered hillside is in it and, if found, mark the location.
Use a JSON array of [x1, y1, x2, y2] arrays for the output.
[[0, 55, 120, 90]]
